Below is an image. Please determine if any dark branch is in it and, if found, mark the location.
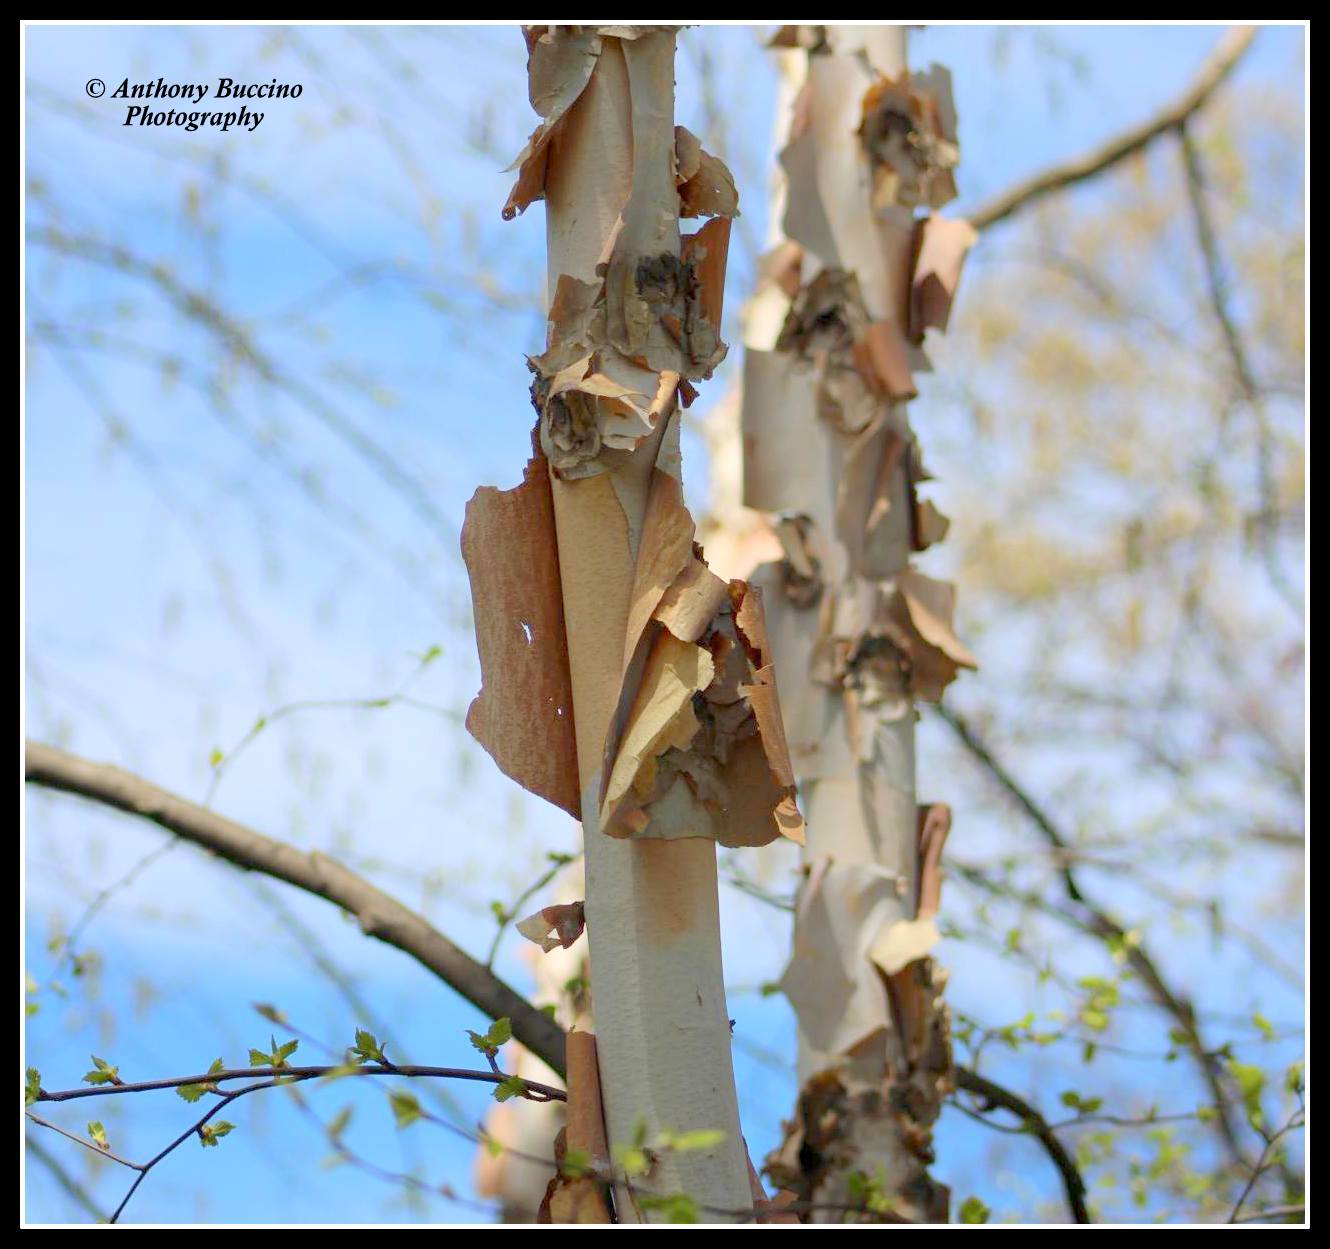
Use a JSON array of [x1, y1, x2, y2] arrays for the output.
[[933, 704, 1252, 1175], [32, 1064, 565, 1105], [24, 739, 568, 1080], [954, 1065, 1090, 1224], [968, 26, 1256, 231]]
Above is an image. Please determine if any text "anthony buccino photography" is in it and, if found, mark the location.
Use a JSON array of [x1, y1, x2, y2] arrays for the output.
[[87, 76, 304, 133]]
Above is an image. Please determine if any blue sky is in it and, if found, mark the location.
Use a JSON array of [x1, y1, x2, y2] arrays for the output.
[[23, 22, 1305, 1225]]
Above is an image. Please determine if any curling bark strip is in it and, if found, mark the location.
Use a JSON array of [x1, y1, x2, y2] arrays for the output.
[[737, 25, 977, 1221], [461, 25, 803, 1222]]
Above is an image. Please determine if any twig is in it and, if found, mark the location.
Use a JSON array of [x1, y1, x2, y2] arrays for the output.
[[1231, 1203, 1305, 1224], [25, 1132, 110, 1222], [933, 703, 1253, 1176], [968, 26, 1256, 231], [1176, 123, 1301, 614], [1227, 1106, 1305, 1224]]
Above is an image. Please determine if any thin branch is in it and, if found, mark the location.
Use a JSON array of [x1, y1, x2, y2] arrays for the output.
[[969, 26, 1256, 231], [953, 1066, 1090, 1224], [25, 1132, 110, 1222], [1231, 1203, 1305, 1225], [24, 740, 568, 1080], [1227, 1105, 1305, 1224], [32, 1064, 565, 1106], [1177, 123, 1301, 614], [933, 704, 1253, 1176]]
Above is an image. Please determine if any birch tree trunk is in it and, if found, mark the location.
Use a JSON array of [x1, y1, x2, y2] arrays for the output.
[[736, 24, 977, 1223], [463, 24, 803, 1223]]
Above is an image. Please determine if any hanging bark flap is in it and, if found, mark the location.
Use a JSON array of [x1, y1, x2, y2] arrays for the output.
[[540, 1029, 612, 1223], [654, 551, 731, 643], [621, 466, 696, 675], [675, 126, 741, 219], [869, 916, 940, 978], [858, 321, 917, 401], [462, 452, 581, 819], [915, 801, 951, 918], [516, 901, 587, 953], [682, 215, 733, 333], [602, 629, 714, 822], [503, 28, 604, 220], [909, 214, 977, 342], [898, 568, 978, 672], [780, 858, 905, 1061]]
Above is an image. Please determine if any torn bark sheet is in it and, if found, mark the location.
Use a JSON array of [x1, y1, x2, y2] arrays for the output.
[[674, 125, 740, 219], [909, 215, 977, 343], [779, 857, 908, 1061], [538, 1030, 612, 1223], [517, 901, 587, 953], [599, 551, 805, 847], [894, 568, 977, 702], [870, 804, 951, 976], [858, 67, 960, 213], [462, 449, 581, 820], [495, 25, 803, 857], [503, 28, 604, 220]]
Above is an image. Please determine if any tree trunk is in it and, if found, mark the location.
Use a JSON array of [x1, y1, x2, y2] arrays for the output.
[[465, 24, 802, 1223], [737, 24, 977, 1223]]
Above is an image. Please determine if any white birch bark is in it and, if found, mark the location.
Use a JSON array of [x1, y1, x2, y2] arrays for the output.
[[734, 24, 974, 1222], [466, 24, 809, 1223]]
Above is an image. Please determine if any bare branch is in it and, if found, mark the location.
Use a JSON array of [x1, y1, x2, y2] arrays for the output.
[[969, 26, 1256, 231], [24, 740, 568, 1079], [953, 1066, 1090, 1224], [1177, 124, 1301, 614], [933, 703, 1254, 1176]]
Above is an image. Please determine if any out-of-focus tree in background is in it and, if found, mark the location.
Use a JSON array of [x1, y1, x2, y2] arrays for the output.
[[23, 23, 1304, 1225]]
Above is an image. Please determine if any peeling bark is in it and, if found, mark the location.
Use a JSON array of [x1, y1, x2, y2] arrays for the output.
[[464, 25, 804, 1222], [734, 25, 977, 1222]]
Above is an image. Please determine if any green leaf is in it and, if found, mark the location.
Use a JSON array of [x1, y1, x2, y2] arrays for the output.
[[179, 1056, 226, 1102], [1252, 1012, 1275, 1041], [350, 1028, 386, 1065], [390, 1091, 422, 1128], [656, 1128, 725, 1153], [959, 1196, 991, 1224], [617, 1145, 650, 1178], [82, 1055, 120, 1086], [327, 1106, 353, 1142], [25, 1068, 41, 1106], [561, 1146, 590, 1177], [199, 1120, 235, 1148], [486, 1017, 513, 1049], [87, 1121, 109, 1151], [208, 747, 224, 768], [639, 1193, 698, 1223], [1228, 1060, 1266, 1126], [254, 1002, 287, 1026], [250, 1036, 299, 1069], [493, 1075, 527, 1103]]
